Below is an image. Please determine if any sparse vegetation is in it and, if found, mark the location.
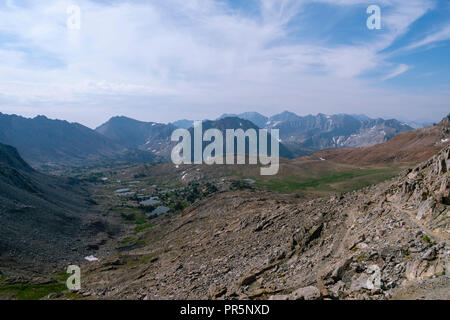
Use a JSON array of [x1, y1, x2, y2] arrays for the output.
[[254, 167, 401, 194], [230, 180, 253, 191], [0, 270, 70, 300], [0, 283, 66, 300], [122, 236, 136, 244], [135, 223, 155, 233], [422, 235, 431, 244]]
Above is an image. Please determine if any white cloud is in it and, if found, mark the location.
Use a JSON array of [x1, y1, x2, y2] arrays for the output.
[[0, 0, 447, 127], [382, 64, 412, 80], [406, 25, 450, 50]]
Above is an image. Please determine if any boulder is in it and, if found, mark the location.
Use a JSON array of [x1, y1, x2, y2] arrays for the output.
[[290, 286, 321, 300], [421, 246, 438, 261], [328, 280, 345, 299]]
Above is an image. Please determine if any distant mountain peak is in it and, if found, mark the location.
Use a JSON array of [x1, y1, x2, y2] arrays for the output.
[[0, 112, 157, 169], [279, 110, 297, 116], [95, 116, 177, 158], [268, 111, 301, 124], [107, 115, 147, 123], [239, 111, 266, 117], [33, 115, 48, 120], [217, 112, 268, 128], [172, 119, 195, 129]]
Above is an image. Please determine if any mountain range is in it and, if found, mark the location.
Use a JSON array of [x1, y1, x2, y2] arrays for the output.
[[305, 114, 450, 165], [97, 116, 293, 160], [95, 116, 177, 160], [187, 117, 294, 159], [75, 130, 450, 300], [0, 113, 159, 170], [0, 111, 417, 169], [217, 111, 413, 157], [98, 111, 415, 159], [0, 113, 448, 299]]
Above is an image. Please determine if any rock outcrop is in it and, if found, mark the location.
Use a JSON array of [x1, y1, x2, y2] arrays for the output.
[[305, 117, 450, 165], [76, 146, 449, 300]]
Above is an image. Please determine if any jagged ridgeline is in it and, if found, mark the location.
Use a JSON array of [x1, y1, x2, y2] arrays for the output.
[[217, 111, 414, 157], [95, 112, 415, 162], [0, 113, 159, 170], [181, 117, 294, 162]]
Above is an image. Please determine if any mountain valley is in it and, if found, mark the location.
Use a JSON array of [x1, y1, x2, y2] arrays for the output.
[[0, 113, 448, 300], [59, 141, 450, 300]]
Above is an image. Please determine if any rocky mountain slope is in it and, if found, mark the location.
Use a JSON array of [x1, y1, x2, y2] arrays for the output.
[[0, 113, 157, 170], [218, 111, 413, 157], [0, 143, 119, 275], [186, 117, 294, 160], [99, 111, 413, 161], [171, 119, 195, 129], [96, 116, 294, 160], [76, 144, 449, 300], [96, 116, 177, 158], [305, 114, 450, 165]]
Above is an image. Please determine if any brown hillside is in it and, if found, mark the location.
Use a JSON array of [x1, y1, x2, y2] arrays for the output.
[[304, 117, 449, 165], [74, 145, 449, 300]]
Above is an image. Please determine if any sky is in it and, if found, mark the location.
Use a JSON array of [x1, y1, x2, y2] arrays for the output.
[[0, 0, 449, 128]]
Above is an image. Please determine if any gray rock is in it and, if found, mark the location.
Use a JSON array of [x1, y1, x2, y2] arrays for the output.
[[329, 280, 345, 299], [268, 295, 290, 300], [331, 258, 352, 281], [290, 286, 321, 300], [422, 246, 439, 261], [350, 274, 368, 292]]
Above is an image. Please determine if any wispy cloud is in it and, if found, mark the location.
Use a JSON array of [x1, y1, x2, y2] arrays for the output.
[[382, 64, 412, 80], [0, 0, 448, 126], [406, 24, 450, 50]]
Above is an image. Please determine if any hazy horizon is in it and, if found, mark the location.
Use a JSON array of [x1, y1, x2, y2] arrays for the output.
[[1, 109, 446, 130]]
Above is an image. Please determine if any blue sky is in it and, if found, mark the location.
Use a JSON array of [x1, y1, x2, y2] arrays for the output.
[[0, 0, 449, 127]]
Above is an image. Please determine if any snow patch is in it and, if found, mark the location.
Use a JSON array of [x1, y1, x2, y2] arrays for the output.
[[85, 255, 99, 262], [272, 121, 281, 127]]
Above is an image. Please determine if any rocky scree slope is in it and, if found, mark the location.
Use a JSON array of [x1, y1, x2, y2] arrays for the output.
[[0, 143, 119, 275], [220, 112, 413, 157], [95, 116, 177, 159], [96, 116, 294, 160], [77, 147, 449, 300]]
